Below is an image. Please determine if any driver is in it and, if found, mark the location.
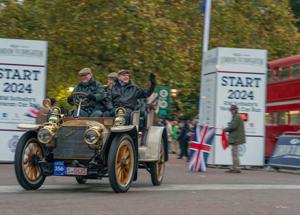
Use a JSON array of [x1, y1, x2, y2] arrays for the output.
[[67, 68, 105, 117]]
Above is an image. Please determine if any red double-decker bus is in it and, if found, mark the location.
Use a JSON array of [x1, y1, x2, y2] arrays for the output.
[[265, 54, 300, 159]]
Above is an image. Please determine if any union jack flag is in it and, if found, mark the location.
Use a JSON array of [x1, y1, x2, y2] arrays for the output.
[[25, 103, 41, 118], [189, 125, 215, 172]]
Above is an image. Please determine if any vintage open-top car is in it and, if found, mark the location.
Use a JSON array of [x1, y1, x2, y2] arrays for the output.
[[15, 92, 168, 193]]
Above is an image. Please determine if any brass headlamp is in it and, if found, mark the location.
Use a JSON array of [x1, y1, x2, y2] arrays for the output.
[[37, 105, 61, 145], [48, 107, 62, 124], [38, 124, 57, 144], [84, 125, 104, 147]]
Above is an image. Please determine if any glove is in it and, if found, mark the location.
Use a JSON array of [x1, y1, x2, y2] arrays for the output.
[[149, 73, 156, 86], [87, 93, 96, 101], [67, 95, 74, 105]]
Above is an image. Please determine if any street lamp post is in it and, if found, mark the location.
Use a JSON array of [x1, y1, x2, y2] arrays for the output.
[[170, 88, 178, 118]]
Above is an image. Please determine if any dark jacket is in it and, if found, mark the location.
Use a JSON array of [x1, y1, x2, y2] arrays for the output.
[[67, 79, 105, 112], [108, 80, 155, 110], [103, 86, 114, 111], [178, 124, 190, 143], [224, 113, 246, 145]]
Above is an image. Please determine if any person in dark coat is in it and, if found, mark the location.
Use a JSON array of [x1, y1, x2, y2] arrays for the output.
[[67, 68, 105, 117], [106, 72, 118, 88], [102, 72, 118, 117], [177, 121, 190, 161], [107, 69, 156, 124], [224, 105, 246, 173]]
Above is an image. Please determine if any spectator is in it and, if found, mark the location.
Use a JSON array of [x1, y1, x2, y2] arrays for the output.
[[171, 120, 179, 154], [224, 105, 246, 173], [177, 121, 190, 161]]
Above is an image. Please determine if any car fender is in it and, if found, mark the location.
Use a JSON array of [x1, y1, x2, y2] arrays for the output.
[[139, 126, 168, 162], [110, 125, 136, 133], [103, 125, 138, 163], [17, 124, 42, 131]]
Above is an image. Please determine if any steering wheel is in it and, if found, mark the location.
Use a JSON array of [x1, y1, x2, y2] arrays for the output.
[[72, 92, 91, 107]]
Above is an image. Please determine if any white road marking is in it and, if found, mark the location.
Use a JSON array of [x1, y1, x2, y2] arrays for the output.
[[1, 184, 300, 193]]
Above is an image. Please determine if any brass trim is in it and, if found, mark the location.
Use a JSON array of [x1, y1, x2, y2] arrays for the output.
[[83, 127, 101, 145], [114, 107, 126, 127], [37, 125, 57, 144]]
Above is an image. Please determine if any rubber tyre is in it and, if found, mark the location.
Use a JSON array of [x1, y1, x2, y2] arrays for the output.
[[75, 176, 87, 184], [14, 132, 46, 190], [108, 134, 136, 193], [273, 167, 280, 172], [149, 140, 165, 186]]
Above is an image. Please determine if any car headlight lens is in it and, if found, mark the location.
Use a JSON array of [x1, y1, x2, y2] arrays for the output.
[[84, 127, 101, 145], [38, 127, 54, 144]]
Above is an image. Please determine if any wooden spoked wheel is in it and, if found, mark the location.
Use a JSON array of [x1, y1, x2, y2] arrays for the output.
[[115, 140, 134, 187], [15, 132, 46, 190], [156, 143, 165, 182], [22, 139, 44, 183], [108, 134, 136, 193], [149, 140, 165, 186]]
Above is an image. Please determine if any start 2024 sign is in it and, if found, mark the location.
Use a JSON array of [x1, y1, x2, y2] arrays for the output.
[[200, 47, 267, 166], [0, 38, 47, 162]]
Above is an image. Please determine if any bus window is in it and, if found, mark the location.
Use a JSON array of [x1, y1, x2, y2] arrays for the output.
[[267, 68, 272, 82], [279, 112, 288, 125], [281, 66, 289, 80], [291, 64, 300, 78], [274, 112, 288, 125], [265, 113, 272, 125], [273, 68, 279, 81], [289, 110, 300, 125], [273, 112, 279, 125]]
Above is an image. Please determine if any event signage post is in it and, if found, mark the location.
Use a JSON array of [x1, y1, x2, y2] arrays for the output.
[[157, 86, 170, 116], [0, 38, 47, 162], [199, 47, 267, 166]]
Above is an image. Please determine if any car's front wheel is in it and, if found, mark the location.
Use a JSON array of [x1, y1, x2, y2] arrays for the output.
[[14, 132, 46, 190], [108, 134, 136, 193], [149, 140, 165, 186], [75, 176, 87, 184]]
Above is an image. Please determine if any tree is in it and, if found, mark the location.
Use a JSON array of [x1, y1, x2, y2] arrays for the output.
[[290, 0, 300, 30], [0, 0, 299, 117]]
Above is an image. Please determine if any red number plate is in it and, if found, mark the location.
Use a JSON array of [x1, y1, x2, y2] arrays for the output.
[[66, 167, 87, 176]]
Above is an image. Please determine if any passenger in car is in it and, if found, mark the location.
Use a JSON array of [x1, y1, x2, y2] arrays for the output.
[[102, 72, 118, 117], [107, 69, 156, 124], [67, 68, 105, 117], [106, 72, 118, 89]]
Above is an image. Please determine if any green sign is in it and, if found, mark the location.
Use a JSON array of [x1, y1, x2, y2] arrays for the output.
[[157, 86, 170, 116]]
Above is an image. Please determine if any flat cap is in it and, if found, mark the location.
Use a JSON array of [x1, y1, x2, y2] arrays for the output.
[[108, 72, 118, 79], [78, 67, 92, 75], [230, 105, 238, 110], [117, 69, 129, 76]]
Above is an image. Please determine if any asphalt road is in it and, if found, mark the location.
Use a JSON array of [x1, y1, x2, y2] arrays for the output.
[[1, 155, 300, 215]]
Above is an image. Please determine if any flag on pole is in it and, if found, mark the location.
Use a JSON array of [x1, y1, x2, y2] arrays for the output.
[[221, 129, 229, 150], [201, 0, 206, 13], [189, 125, 215, 172]]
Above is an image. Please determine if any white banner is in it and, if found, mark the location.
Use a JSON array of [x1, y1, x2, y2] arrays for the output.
[[0, 38, 47, 162]]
